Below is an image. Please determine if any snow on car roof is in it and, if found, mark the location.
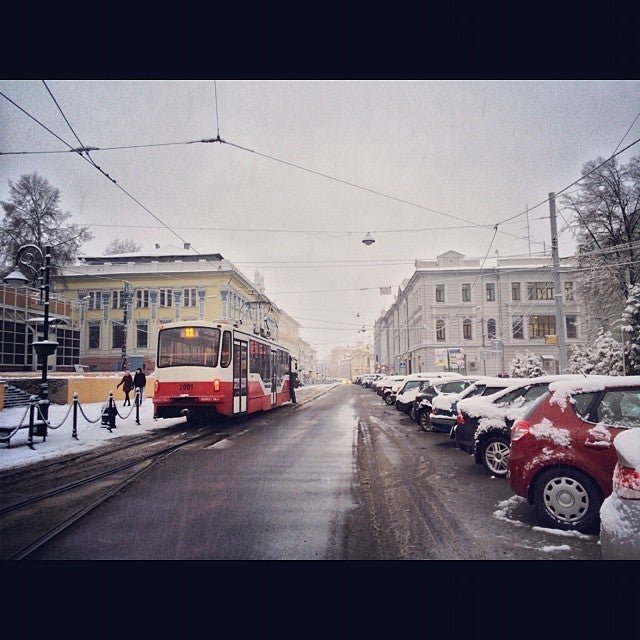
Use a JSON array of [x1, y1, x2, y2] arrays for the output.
[[548, 375, 640, 409]]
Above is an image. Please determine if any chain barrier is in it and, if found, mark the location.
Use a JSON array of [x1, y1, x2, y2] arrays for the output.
[[1, 388, 145, 449]]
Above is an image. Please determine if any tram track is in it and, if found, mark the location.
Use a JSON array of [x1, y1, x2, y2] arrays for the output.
[[0, 428, 226, 560]]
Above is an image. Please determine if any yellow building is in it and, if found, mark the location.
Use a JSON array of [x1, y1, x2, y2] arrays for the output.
[[56, 244, 302, 372]]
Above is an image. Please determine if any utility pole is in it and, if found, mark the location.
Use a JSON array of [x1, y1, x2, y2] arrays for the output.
[[549, 193, 568, 372], [121, 281, 132, 370]]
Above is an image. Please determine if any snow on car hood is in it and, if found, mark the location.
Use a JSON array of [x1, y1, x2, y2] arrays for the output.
[[396, 387, 421, 403]]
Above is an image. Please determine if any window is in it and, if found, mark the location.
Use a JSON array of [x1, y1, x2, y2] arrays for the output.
[[112, 290, 124, 309], [566, 315, 577, 339], [220, 330, 231, 367], [183, 288, 197, 307], [564, 281, 574, 301], [463, 319, 472, 339], [528, 315, 556, 339], [527, 282, 554, 300], [461, 284, 471, 302], [511, 282, 521, 301], [136, 289, 149, 308], [88, 291, 103, 310], [112, 322, 125, 349], [159, 289, 173, 307], [157, 326, 220, 368], [512, 315, 524, 339], [435, 284, 445, 303], [136, 321, 148, 349], [487, 318, 497, 339], [486, 283, 495, 301], [436, 319, 446, 341], [88, 323, 100, 349]]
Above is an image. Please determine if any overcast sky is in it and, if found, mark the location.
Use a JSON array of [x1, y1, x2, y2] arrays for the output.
[[1, 80, 639, 358]]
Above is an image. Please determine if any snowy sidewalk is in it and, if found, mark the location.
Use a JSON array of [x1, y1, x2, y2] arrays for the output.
[[0, 383, 340, 472]]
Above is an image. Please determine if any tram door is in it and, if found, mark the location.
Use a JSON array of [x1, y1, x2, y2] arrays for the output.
[[233, 339, 248, 413], [271, 350, 277, 405]]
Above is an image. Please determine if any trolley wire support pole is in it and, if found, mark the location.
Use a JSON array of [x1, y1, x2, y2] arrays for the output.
[[548, 193, 568, 373], [3, 244, 58, 440]]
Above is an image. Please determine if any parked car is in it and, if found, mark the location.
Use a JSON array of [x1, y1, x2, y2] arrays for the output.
[[429, 376, 514, 434], [454, 375, 582, 478], [376, 375, 406, 399], [393, 372, 463, 416], [413, 376, 480, 430], [508, 376, 640, 534], [599, 428, 640, 559]]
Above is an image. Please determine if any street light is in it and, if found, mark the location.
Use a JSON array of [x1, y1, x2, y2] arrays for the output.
[[3, 244, 57, 438], [611, 319, 630, 376]]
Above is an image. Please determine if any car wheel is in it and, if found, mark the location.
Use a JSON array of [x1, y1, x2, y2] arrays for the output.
[[384, 394, 394, 406], [533, 467, 602, 534], [409, 406, 416, 422], [418, 410, 432, 432], [479, 435, 510, 478]]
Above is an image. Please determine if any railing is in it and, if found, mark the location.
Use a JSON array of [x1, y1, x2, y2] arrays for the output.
[[0, 388, 143, 450]]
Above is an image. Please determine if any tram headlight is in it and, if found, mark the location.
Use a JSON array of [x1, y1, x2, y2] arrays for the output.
[[213, 379, 220, 392]]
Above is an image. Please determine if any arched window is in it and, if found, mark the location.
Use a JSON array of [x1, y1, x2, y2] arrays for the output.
[[463, 319, 472, 339], [436, 319, 446, 341], [487, 318, 497, 339]]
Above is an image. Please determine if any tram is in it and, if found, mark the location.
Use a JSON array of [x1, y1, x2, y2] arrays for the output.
[[153, 321, 293, 422]]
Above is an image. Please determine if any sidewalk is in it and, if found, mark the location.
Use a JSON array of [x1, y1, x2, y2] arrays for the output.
[[0, 383, 341, 473]]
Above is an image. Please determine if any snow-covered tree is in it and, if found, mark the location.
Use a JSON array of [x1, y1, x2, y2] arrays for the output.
[[509, 351, 545, 377], [567, 329, 624, 375], [0, 173, 93, 277], [562, 154, 640, 338], [621, 283, 640, 375]]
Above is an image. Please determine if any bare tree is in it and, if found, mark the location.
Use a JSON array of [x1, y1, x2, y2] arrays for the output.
[[0, 173, 94, 278], [104, 238, 143, 255]]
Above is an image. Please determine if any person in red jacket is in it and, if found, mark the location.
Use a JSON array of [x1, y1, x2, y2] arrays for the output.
[[117, 370, 134, 406]]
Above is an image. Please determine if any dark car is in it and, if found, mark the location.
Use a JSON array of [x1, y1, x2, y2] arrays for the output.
[[429, 376, 516, 434], [453, 376, 581, 477], [413, 377, 480, 431], [508, 376, 640, 533]]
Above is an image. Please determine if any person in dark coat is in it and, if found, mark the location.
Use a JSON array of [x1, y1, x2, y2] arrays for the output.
[[133, 367, 147, 402], [117, 370, 134, 406]]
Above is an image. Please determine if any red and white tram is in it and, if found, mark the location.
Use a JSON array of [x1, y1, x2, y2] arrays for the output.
[[153, 321, 293, 422]]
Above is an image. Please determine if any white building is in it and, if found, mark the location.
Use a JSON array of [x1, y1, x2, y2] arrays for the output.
[[374, 250, 587, 376]]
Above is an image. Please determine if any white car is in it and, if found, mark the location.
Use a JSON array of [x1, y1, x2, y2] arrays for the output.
[[600, 427, 640, 560]]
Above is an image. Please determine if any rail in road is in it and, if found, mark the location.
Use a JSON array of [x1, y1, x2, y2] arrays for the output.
[[0, 383, 341, 560]]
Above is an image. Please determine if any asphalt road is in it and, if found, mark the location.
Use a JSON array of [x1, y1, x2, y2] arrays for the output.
[[26, 383, 603, 560]]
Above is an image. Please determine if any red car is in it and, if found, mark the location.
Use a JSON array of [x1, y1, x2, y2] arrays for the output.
[[507, 376, 640, 534]]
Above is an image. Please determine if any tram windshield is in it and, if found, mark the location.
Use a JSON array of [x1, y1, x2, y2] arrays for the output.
[[157, 326, 221, 368]]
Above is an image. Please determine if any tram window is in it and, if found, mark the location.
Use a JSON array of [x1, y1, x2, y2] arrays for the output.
[[157, 327, 220, 368], [221, 331, 231, 367]]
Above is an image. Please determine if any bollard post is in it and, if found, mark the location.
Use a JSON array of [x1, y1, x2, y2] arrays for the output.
[[107, 392, 117, 432], [72, 392, 79, 439], [28, 395, 37, 450], [135, 388, 141, 425]]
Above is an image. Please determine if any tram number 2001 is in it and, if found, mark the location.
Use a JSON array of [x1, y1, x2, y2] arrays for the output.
[[179, 383, 194, 391]]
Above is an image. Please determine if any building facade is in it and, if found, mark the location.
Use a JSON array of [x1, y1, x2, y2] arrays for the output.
[[374, 250, 587, 377], [53, 245, 306, 372]]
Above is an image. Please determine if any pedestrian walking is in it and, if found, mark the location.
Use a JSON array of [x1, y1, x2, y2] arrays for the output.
[[133, 367, 147, 403], [117, 370, 134, 406]]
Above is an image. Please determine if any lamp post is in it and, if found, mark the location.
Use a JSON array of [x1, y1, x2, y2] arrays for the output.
[[3, 244, 57, 437], [611, 319, 629, 376]]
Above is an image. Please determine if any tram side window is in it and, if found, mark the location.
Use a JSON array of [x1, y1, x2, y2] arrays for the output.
[[249, 340, 272, 384], [221, 331, 232, 367]]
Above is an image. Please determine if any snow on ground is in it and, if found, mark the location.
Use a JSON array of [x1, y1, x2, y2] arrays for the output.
[[0, 384, 336, 472]]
